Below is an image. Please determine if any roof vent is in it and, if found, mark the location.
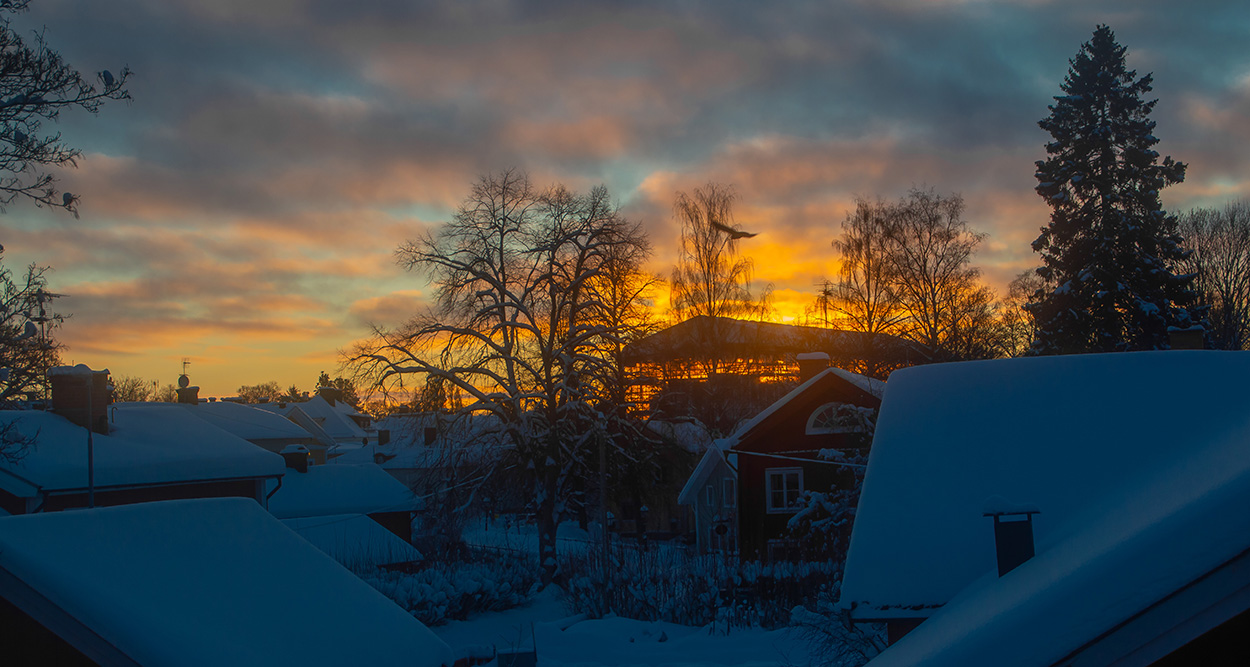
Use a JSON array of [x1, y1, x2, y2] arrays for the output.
[[982, 496, 1040, 577]]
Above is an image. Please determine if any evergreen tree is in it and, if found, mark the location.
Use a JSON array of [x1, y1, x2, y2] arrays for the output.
[[1029, 25, 1199, 354]]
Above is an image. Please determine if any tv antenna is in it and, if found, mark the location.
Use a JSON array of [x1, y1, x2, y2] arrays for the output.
[[178, 358, 191, 388]]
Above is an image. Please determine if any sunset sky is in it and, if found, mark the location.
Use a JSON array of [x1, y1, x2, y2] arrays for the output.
[[3, 0, 1248, 398]]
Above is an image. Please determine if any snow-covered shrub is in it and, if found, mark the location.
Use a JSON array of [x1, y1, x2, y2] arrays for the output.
[[560, 544, 842, 631], [360, 548, 540, 626], [790, 594, 885, 666]]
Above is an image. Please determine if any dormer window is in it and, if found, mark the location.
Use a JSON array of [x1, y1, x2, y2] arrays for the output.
[[806, 402, 870, 435]]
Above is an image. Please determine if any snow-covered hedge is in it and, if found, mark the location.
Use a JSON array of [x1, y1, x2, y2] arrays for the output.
[[361, 548, 540, 626], [561, 545, 842, 630]]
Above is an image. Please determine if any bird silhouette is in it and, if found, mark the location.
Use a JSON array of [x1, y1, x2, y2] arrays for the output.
[[710, 219, 759, 239]]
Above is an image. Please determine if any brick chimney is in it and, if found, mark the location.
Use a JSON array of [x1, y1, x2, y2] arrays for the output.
[[316, 385, 341, 406], [797, 352, 830, 383], [49, 365, 111, 434], [280, 444, 310, 473]]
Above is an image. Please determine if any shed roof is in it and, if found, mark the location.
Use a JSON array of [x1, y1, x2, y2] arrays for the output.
[[842, 351, 1250, 624], [0, 497, 452, 667]]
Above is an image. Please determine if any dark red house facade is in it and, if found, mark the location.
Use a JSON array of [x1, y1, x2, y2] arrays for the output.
[[732, 355, 883, 561]]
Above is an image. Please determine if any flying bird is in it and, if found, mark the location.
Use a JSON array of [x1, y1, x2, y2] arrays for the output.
[[710, 219, 759, 239]]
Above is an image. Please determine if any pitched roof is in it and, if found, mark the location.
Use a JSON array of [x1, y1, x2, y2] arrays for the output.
[[622, 315, 902, 364], [0, 406, 284, 497], [267, 463, 419, 518], [0, 498, 452, 667], [842, 352, 1250, 633], [128, 401, 315, 445], [283, 514, 423, 568]]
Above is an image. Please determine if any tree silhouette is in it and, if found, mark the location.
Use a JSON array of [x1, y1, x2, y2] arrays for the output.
[[1029, 25, 1199, 353]]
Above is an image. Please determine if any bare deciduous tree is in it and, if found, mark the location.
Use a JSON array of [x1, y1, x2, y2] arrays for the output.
[[111, 374, 152, 402], [827, 189, 995, 362], [0, 1, 131, 215], [1178, 202, 1250, 351], [235, 381, 282, 404], [670, 183, 764, 322], [350, 169, 655, 584]]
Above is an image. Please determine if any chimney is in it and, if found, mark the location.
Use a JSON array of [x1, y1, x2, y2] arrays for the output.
[[1168, 326, 1204, 350], [280, 444, 310, 473], [796, 352, 830, 383], [317, 386, 341, 406], [983, 497, 1040, 576], [49, 365, 111, 434], [176, 374, 199, 405]]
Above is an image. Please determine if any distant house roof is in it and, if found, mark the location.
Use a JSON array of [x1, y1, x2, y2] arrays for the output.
[[123, 401, 319, 449], [0, 497, 453, 667], [257, 396, 370, 445], [677, 437, 735, 506], [333, 413, 510, 470], [0, 406, 284, 498], [267, 463, 420, 518], [283, 514, 423, 569], [842, 351, 1250, 665], [621, 315, 915, 364]]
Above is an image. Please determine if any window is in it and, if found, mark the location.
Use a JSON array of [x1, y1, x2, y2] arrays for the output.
[[705, 484, 715, 506], [723, 479, 736, 508], [806, 402, 870, 435], [766, 467, 803, 513]]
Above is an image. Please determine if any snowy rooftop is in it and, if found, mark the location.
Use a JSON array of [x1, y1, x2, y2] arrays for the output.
[[257, 395, 368, 442], [283, 514, 423, 568], [181, 400, 314, 443], [334, 413, 511, 469], [842, 351, 1250, 623], [0, 406, 284, 496], [0, 498, 451, 667], [267, 463, 419, 518]]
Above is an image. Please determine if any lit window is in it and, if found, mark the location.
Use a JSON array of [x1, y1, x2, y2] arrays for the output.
[[766, 467, 803, 513]]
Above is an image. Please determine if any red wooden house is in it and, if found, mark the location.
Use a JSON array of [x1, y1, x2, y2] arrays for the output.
[[681, 353, 884, 560]]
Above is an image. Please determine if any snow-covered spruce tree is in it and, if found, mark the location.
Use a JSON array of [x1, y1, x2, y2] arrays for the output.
[[1029, 25, 1199, 354], [350, 170, 653, 585]]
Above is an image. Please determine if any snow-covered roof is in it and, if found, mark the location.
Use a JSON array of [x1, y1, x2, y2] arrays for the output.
[[0, 498, 451, 667], [333, 413, 511, 469], [268, 463, 419, 518], [283, 514, 423, 568], [122, 400, 317, 446], [677, 438, 736, 506], [841, 351, 1250, 625], [0, 406, 284, 496], [257, 396, 369, 443]]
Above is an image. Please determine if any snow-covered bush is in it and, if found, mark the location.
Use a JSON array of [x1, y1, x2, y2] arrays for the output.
[[360, 548, 540, 626], [560, 544, 842, 631], [790, 595, 885, 666]]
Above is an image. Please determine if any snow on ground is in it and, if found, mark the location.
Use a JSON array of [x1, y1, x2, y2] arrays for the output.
[[434, 587, 815, 667]]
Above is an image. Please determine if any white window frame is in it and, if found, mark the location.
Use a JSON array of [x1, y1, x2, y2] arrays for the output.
[[723, 478, 736, 508], [805, 402, 867, 435], [765, 467, 803, 514]]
